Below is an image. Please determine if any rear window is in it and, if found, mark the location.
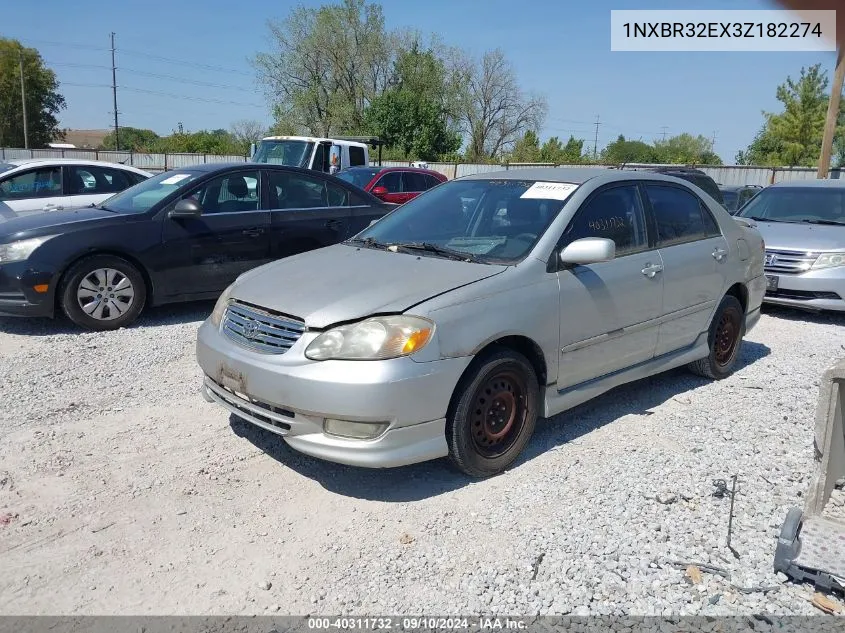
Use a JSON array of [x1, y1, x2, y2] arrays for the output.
[[722, 191, 739, 210], [336, 168, 379, 189]]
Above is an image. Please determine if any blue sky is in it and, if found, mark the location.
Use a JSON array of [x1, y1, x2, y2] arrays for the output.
[[3, 0, 839, 162]]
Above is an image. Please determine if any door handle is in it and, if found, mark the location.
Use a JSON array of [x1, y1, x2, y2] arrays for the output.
[[242, 228, 265, 237], [712, 247, 728, 261], [641, 263, 664, 278]]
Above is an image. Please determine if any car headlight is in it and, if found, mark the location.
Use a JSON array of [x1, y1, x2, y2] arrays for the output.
[[0, 236, 55, 263], [305, 315, 434, 360], [209, 284, 235, 327], [812, 252, 845, 271]]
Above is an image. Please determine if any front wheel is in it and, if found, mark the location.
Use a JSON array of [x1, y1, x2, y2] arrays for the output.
[[59, 255, 147, 331], [687, 294, 744, 380], [447, 348, 539, 477]]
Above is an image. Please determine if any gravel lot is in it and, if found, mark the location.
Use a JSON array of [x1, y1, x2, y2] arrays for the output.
[[0, 303, 843, 616]]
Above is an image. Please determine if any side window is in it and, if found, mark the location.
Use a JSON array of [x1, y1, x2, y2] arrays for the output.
[[402, 172, 428, 193], [129, 172, 149, 185], [374, 172, 402, 193], [186, 171, 260, 213], [563, 185, 648, 257], [349, 146, 366, 167], [0, 168, 62, 200], [313, 144, 328, 173], [268, 171, 344, 209], [68, 166, 137, 195], [424, 174, 443, 189], [645, 184, 712, 246], [699, 202, 721, 237]]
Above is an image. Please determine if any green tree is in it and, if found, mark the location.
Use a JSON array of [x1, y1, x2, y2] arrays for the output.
[[364, 44, 461, 160], [561, 136, 586, 163], [765, 64, 829, 166], [735, 126, 785, 166], [254, 0, 396, 136], [0, 39, 66, 147], [100, 127, 160, 151], [509, 130, 541, 162], [601, 135, 659, 164], [654, 133, 722, 165]]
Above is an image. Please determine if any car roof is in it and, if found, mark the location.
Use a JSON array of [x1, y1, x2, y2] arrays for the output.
[[4, 157, 150, 174], [457, 167, 701, 187], [171, 162, 340, 174], [769, 178, 845, 189], [719, 184, 761, 191]]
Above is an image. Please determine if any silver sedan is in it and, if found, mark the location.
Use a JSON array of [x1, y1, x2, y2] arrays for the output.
[[196, 168, 766, 477]]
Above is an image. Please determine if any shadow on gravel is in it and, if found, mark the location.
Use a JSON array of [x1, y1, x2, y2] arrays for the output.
[[0, 300, 214, 337], [229, 341, 771, 501], [229, 414, 472, 502], [761, 303, 845, 327]]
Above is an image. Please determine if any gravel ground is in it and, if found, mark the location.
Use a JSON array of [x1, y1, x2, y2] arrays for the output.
[[0, 303, 843, 616]]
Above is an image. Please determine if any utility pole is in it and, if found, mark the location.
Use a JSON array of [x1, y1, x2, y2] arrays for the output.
[[660, 126, 668, 142], [110, 32, 120, 151], [593, 115, 601, 160], [711, 131, 717, 147], [819, 47, 844, 179], [19, 50, 29, 149]]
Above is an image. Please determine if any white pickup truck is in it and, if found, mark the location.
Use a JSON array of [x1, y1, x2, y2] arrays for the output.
[[250, 136, 383, 174]]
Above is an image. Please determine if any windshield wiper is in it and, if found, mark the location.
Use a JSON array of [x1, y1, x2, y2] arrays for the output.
[[801, 218, 845, 226], [742, 215, 782, 222], [392, 241, 482, 263], [346, 236, 390, 250]]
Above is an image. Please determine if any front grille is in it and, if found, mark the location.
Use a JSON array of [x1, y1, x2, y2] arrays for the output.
[[766, 289, 842, 301], [764, 248, 820, 274], [206, 377, 293, 433], [222, 301, 305, 354]]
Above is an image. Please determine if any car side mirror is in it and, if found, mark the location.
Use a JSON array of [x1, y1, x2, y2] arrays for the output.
[[169, 198, 203, 218], [371, 186, 388, 197], [559, 237, 615, 266]]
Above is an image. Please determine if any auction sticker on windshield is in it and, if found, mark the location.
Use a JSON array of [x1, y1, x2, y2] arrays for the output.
[[520, 181, 579, 200], [160, 174, 192, 185]]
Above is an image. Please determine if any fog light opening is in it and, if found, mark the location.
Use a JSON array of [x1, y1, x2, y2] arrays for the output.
[[323, 419, 389, 440]]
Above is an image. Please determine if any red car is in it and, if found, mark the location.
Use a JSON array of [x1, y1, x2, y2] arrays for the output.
[[335, 166, 448, 204]]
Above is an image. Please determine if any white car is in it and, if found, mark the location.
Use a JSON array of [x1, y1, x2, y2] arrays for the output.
[[0, 158, 151, 219]]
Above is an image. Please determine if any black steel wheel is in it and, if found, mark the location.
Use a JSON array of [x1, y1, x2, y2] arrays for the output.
[[688, 294, 744, 380]]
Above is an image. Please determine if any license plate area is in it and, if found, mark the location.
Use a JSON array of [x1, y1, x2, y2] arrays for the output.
[[765, 274, 779, 292], [218, 363, 247, 395]]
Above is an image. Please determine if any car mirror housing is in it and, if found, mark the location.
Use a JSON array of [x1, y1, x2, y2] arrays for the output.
[[559, 237, 616, 266], [169, 198, 203, 218]]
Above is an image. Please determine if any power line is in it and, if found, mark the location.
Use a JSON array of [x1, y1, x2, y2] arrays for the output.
[[118, 48, 244, 74], [120, 68, 256, 92], [120, 87, 264, 108]]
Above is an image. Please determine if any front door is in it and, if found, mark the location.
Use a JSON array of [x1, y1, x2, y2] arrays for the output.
[[0, 166, 63, 218], [556, 183, 665, 390], [159, 169, 271, 297], [642, 183, 730, 356]]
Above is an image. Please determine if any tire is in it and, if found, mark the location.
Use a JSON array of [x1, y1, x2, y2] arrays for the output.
[[447, 348, 539, 478], [687, 294, 744, 380], [59, 255, 147, 331]]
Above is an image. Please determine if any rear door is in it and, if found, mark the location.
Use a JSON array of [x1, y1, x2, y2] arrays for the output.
[[556, 183, 664, 389], [401, 171, 430, 202], [63, 164, 141, 209], [642, 182, 729, 356], [0, 166, 63, 218], [159, 168, 271, 297]]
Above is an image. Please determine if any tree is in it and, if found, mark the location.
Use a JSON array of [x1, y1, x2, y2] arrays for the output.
[[100, 127, 159, 151], [601, 135, 659, 164], [230, 120, 268, 155], [0, 39, 66, 147], [455, 48, 547, 161], [735, 126, 785, 166], [654, 133, 722, 165], [254, 0, 396, 136], [509, 130, 541, 162], [364, 44, 461, 160]]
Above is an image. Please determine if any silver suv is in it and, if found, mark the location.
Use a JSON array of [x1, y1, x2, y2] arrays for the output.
[[736, 180, 845, 312], [196, 168, 766, 477]]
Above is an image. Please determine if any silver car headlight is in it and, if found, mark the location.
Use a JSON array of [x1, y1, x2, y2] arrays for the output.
[[812, 252, 845, 271], [305, 315, 434, 361], [209, 284, 235, 327], [0, 236, 55, 263]]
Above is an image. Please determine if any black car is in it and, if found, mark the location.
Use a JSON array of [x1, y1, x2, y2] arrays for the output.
[[0, 163, 393, 331], [644, 167, 725, 207], [718, 184, 763, 214]]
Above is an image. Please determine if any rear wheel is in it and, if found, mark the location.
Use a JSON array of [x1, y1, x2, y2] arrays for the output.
[[688, 294, 744, 380], [59, 255, 147, 331], [447, 348, 539, 477]]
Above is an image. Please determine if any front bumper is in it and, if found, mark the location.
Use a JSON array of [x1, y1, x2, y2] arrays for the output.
[[763, 267, 845, 312], [196, 319, 473, 468], [0, 261, 56, 317]]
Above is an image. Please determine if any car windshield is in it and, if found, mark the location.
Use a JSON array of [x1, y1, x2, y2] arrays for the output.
[[252, 140, 314, 167], [96, 170, 203, 214], [336, 168, 380, 188], [349, 179, 577, 264], [738, 187, 845, 224], [721, 191, 738, 211]]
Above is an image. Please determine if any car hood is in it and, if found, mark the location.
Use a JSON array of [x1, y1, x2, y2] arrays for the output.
[[231, 243, 508, 328], [750, 220, 845, 251], [0, 206, 119, 241]]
